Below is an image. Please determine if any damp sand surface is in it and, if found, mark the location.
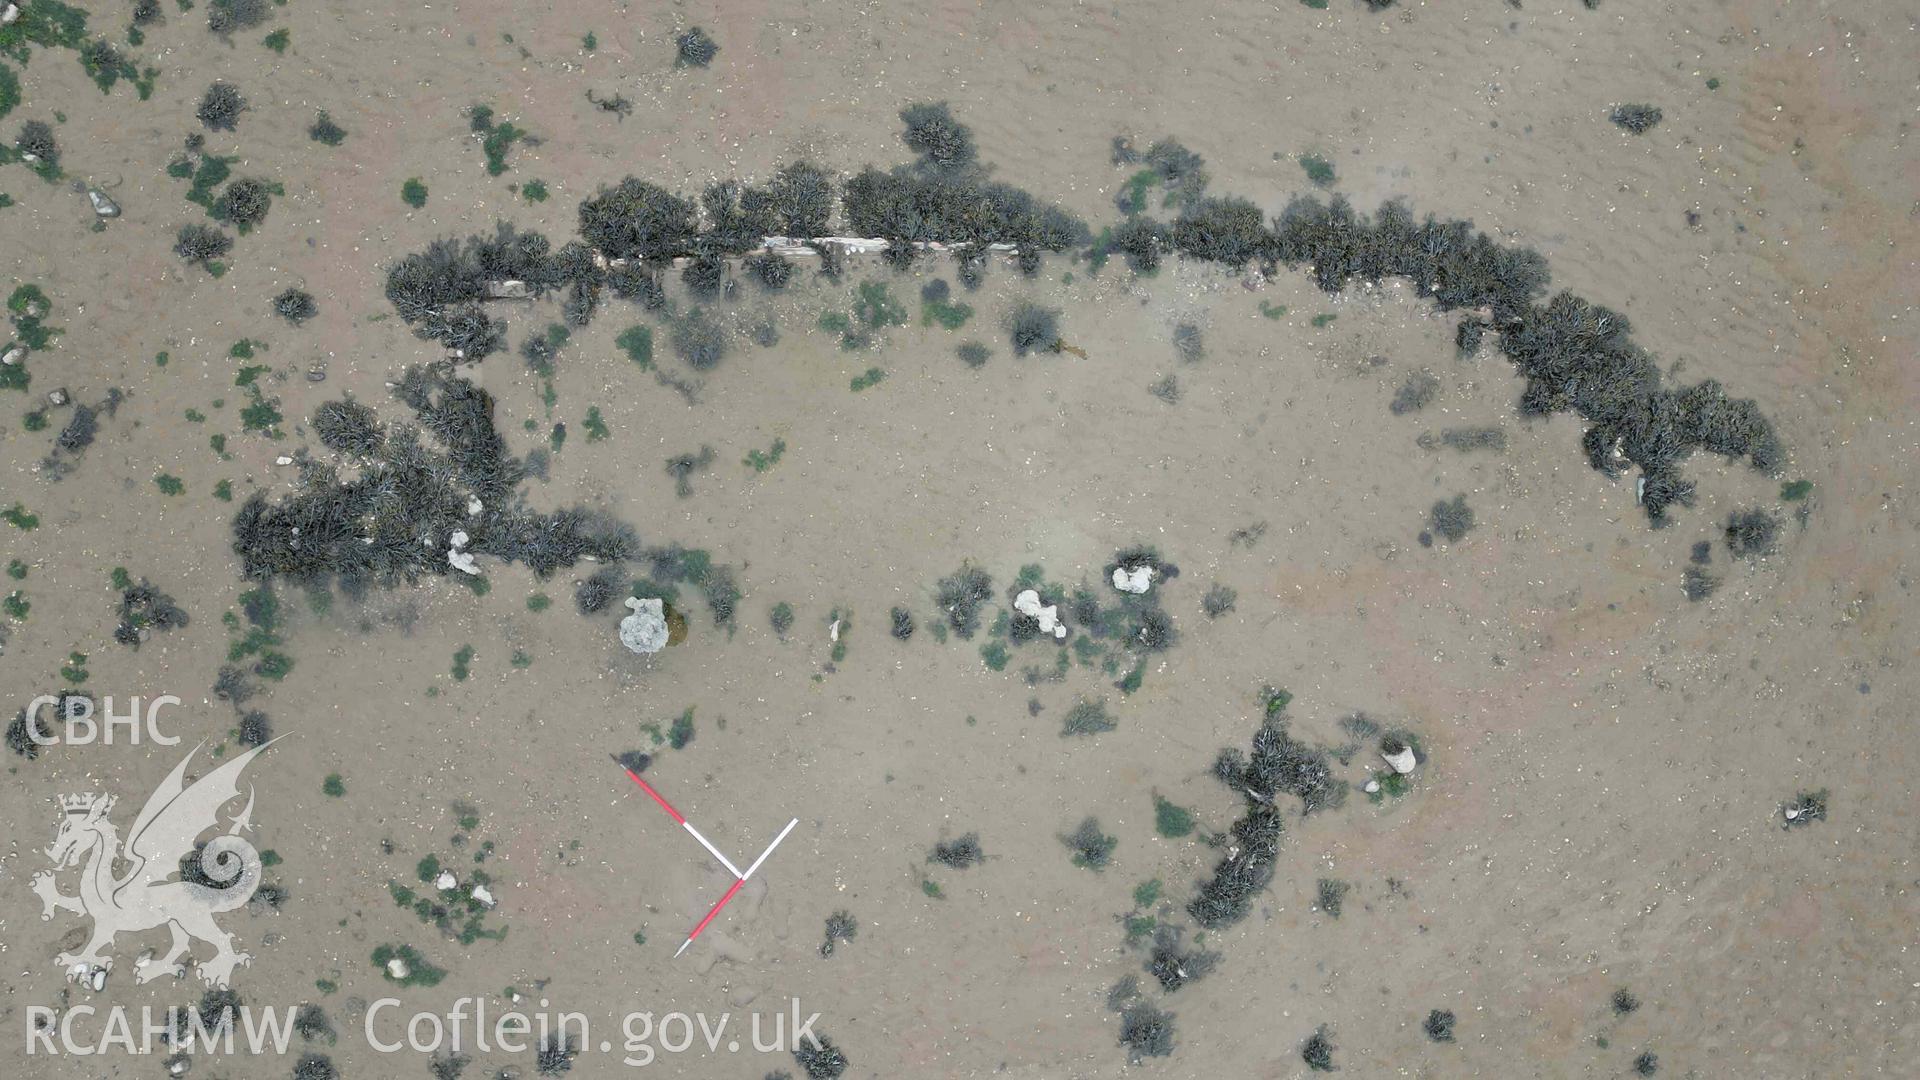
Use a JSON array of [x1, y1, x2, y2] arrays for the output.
[[1, 2, 1916, 1077]]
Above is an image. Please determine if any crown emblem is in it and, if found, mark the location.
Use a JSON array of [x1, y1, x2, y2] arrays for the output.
[[59, 793, 106, 815]]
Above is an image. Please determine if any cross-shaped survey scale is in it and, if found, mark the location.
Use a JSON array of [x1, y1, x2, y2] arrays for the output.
[[614, 759, 799, 957]]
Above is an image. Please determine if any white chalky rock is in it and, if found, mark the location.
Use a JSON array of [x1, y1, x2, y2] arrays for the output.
[[169, 1056, 190, 1075], [434, 870, 458, 891], [1112, 566, 1154, 594], [386, 956, 410, 980], [87, 189, 120, 218], [2, 345, 25, 366], [0, 4, 18, 26], [1013, 589, 1068, 640], [1363, 779, 1381, 794], [275, 455, 293, 465], [448, 530, 479, 575], [620, 596, 669, 654], [471, 884, 496, 908], [1383, 745, 1418, 776], [829, 619, 841, 642], [1783, 807, 1800, 821], [467, 496, 483, 516]]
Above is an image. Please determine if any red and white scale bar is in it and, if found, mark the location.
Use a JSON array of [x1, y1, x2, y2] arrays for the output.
[[617, 763, 799, 958]]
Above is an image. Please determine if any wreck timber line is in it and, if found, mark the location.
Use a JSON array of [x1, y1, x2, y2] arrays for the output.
[[477, 237, 1023, 298]]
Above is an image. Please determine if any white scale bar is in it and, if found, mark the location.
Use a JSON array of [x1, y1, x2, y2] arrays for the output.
[[681, 821, 744, 879]]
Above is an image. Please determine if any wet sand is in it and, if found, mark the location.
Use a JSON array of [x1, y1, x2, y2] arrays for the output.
[[2, 2, 1916, 1077]]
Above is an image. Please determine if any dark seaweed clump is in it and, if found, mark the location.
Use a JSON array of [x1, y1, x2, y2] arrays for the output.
[[669, 309, 728, 370], [1424, 1009, 1455, 1042], [214, 177, 273, 230], [843, 104, 1087, 272], [1009, 302, 1061, 356], [819, 910, 857, 957], [1111, 135, 1209, 212], [236, 710, 271, 747], [313, 398, 383, 456], [1062, 817, 1116, 870], [1118, 1002, 1175, 1063], [791, 1034, 848, 1079], [1190, 716, 1340, 929], [575, 567, 623, 614], [1610, 104, 1664, 134], [1390, 371, 1440, 414], [57, 405, 98, 453], [889, 606, 914, 640], [15, 120, 57, 166], [174, 223, 234, 266], [1302, 1026, 1336, 1072], [1724, 507, 1778, 558], [1104, 192, 1779, 524], [675, 26, 719, 68], [1429, 494, 1475, 543], [935, 565, 994, 638], [232, 366, 636, 599], [196, 82, 248, 131], [1145, 926, 1216, 991], [899, 102, 977, 174], [273, 288, 318, 324], [929, 833, 984, 869], [534, 1033, 577, 1076], [207, 0, 271, 36], [114, 578, 188, 647]]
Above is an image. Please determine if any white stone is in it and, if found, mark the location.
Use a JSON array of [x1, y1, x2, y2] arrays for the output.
[[1364, 779, 1381, 794], [386, 956, 410, 980], [829, 618, 841, 642], [1014, 589, 1068, 639], [169, 1056, 190, 1075], [90, 966, 107, 991], [1383, 746, 1418, 776], [467, 496, 483, 516], [87, 189, 120, 218], [1783, 807, 1800, 821], [470, 884, 495, 907], [484, 280, 532, 299], [1112, 566, 1154, 594], [275, 455, 293, 465], [448, 530, 479, 575], [1, 345, 24, 366], [620, 596, 669, 654], [0, 5, 18, 27], [434, 870, 458, 891], [46, 387, 68, 406]]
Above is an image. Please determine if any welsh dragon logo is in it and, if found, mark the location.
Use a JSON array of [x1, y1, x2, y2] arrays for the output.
[[30, 741, 275, 989]]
